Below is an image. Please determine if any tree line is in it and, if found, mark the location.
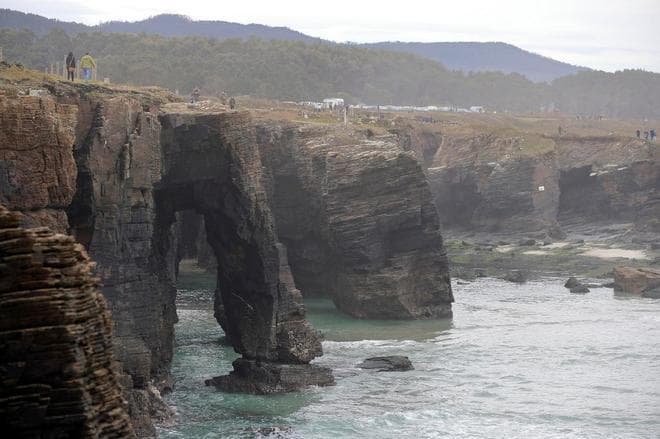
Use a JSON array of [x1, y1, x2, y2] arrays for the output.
[[1, 28, 659, 119]]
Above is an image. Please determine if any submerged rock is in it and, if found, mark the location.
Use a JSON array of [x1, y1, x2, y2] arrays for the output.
[[205, 358, 335, 394], [502, 270, 527, 283], [613, 266, 660, 295], [357, 356, 414, 372], [642, 287, 660, 299], [570, 284, 590, 294], [250, 426, 297, 438]]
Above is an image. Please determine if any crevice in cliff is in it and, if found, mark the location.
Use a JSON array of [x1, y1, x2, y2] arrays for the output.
[[67, 101, 103, 248], [174, 210, 217, 279]]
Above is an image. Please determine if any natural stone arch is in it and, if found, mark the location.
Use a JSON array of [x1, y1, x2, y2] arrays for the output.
[[155, 110, 330, 392]]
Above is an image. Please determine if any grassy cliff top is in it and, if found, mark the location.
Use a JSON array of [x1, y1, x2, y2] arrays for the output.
[[0, 63, 179, 105]]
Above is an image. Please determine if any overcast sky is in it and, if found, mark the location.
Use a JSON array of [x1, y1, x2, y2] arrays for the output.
[[5, 0, 660, 72]]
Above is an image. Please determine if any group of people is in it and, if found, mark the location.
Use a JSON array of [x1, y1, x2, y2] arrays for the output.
[[636, 129, 656, 141], [64, 52, 96, 81], [190, 87, 236, 109]]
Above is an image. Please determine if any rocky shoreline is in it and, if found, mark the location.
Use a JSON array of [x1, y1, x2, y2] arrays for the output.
[[1, 65, 658, 437]]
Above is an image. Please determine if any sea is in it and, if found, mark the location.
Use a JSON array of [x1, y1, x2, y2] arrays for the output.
[[157, 270, 660, 438]]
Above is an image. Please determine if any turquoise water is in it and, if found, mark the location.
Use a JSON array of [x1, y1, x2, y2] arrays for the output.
[[159, 276, 660, 438]]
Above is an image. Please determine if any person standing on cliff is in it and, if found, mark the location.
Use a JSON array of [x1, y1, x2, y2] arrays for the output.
[[79, 52, 96, 81], [65, 52, 76, 81], [191, 87, 200, 103]]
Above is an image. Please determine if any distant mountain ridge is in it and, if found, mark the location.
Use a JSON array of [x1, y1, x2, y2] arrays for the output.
[[364, 42, 588, 82], [1, 9, 586, 82]]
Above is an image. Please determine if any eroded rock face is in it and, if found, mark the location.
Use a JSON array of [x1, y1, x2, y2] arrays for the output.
[[0, 85, 331, 429], [258, 124, 453, 319], [394, 126, 659, 235], [0, 95, 78, 232], [157, 110, 324, 366], [0, 205, 135, 438]]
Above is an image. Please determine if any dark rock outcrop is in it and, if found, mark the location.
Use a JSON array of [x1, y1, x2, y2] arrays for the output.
[[565, 276, 590, 293], [0, 82, 332, 429], [258, 124, 453, 319], [570, 284, 590, 294], [205, 358, 334, 394], [157, 110, 324, 369], [0, 205, 135, 438], [357, 356, 414, 372], [613, 266, 660, 296]]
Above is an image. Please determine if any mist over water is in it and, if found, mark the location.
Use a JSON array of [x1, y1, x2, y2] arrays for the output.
[[159, 276, 660, 438]]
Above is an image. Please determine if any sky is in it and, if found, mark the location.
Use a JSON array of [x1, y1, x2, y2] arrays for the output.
[[4, 0, 660, 72]]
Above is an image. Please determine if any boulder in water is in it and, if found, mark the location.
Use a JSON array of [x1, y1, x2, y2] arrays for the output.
[[205, 358, 335, 394], [570, 284, 590, 294], [565, 277, 590, 293], [357, 356, 414, 372], [642, 287, 660, 299], [564, 277, 580, 288], [613, 266, 660, 295]]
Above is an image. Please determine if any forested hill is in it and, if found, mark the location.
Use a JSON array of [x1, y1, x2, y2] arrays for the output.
[[0, 9, 88, 34], [1, 9, 584, 81], [364, 42, 587, 82], [1, 29, 659, 119], [0, 10, 318, 42]]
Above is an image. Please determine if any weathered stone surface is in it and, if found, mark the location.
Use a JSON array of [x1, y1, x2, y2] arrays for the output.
[[205, 358, 334, 394], [258, 124, 453, 319], [0, 82, 332, 431], [394, 126, 659, 235], [158, 110, 324, 367], [613, 266, 660, 295], [357, 356, 414, 372], [0, 95, 78, 233], [0, 205, 135, 438]]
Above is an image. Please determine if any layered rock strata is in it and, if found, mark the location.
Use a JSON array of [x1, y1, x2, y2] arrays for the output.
[[0, 95, 77, 232], [0, 205, 135, 438], [258, 124, 454, 319], [394, 125, 659, 235], [0, 82, 332, 432], [157, 110, 327, 391]]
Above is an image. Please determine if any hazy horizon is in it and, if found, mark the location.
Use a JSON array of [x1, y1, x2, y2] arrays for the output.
[[3, 0, 660, 73]]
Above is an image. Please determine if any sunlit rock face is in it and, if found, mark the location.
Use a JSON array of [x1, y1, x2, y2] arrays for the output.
[[0, 205, 135, 438], [257, 124, 454, 319]]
